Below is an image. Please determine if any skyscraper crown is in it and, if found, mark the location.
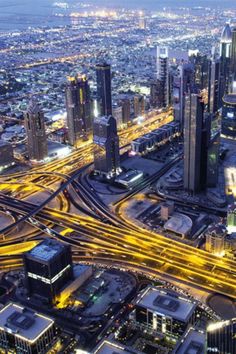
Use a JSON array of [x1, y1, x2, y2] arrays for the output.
[[221, 23, 232, 43], [27, 98, 40, 114]]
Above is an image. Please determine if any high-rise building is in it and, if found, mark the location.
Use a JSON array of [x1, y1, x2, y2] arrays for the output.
[[0, 140, 14, 169], [184, 94, 209, 193], [208, 57, 221, 114], [112, 104, 123, 129], [190, 53, 209, 90], [121, 98, 131, 125], [24, 99, 48, 161], [133, 95, 145, 118], [219, 24, 232, 103], [65, 75, 91, 146], [93, 115, 120, 178], [0, 303, 56, 354], [96, 63, 112, 117], [24, 239, 74, 305], [207, 319, 236, 353], [207, 128, 220, 187], [156, 46, 169, 108], [139, 17, 147, 30], [230, 27, 236, 81], [221, 93, 236, 137], [173, 63, 195, 126], [150, 79, 167, 109]]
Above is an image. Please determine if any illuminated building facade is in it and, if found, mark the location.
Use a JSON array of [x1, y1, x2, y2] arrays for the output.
[[65, 75, 91, 146], [208, 57, 220, 114], [156, 46, 169, 108], [93, 115, 121, 178], [131, 287, 197, 339], [131, 122, 180, 155], [24, 99, 48, 161], [219, 24, 232, 103], [205, 223, 227, 256], [96, 63, 112, 117], [207, 319, 236, 353], [112, 105, 123, 129], [227, 203, 236, 234], [0, 303, 56, 354], [190, 53, 209, 90], [24, 239, 74, 305], [207, 130, 220, 187], [150, 79, 166, 109], [221, 93, 236, 137], [230, 27, 236, 81]]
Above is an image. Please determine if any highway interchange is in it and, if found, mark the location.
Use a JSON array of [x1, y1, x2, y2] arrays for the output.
[[1, 109, 236, 300]]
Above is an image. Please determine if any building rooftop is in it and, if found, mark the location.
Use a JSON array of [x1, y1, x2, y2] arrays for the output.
[[176, 328, 205, 354], [0, 303, 54, 342], [221, 23, 232, 43], [73, 264, 92, 278], [206, 223, 227, 237], [223, 94, 236, 106], [136, 287, 197, 323], [164, 212, 192, 237], [27, 98, 41, 115], [28, 239, 66, 262], [116, 169, 143, 183], [94, 340, 133, 354], [94, 115, 115, 126]]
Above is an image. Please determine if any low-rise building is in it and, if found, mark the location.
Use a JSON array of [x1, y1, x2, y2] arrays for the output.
[[0, 302, 56, 354], [93, 340, 137, 354], [115, 169, 143, 188], [164, 213, 192, 238], [174, 328, 205, 354], [131, 122, 180, 155], [160, 202, 175, 221], [131, 287, 197, 339]]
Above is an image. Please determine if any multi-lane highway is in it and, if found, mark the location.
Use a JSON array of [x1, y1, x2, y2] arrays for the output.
[[1, 109, 236, 299]]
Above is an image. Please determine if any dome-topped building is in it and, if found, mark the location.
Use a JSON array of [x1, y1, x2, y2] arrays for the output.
[[221, 23, 232, 43]]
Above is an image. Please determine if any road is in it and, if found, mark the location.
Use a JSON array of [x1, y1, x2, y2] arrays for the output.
[[1, 108, 236, 299]]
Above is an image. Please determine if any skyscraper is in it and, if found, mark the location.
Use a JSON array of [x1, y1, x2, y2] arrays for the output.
[[65, 75, 91, 146], [221, 93, 236, 137], [121, 98, 131, 125], [208, 57, 220, 114], [207, 319, 236, 353], [230, 27, 236, 81], [184, 94, 208, 193], [96, 63, 112, 117], [173, 63, 195, 127], [156, 46, 169, 108], [133, 95, 145, 118], [219, 24, 232, 102], [190, 53, 209, 90], [24, 99, 48, 161], [24, 239, 74, 305], [93, 115, 120, 178]]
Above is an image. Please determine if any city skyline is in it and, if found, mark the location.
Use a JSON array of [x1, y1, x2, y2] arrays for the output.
[[0, 1, 235, 353]]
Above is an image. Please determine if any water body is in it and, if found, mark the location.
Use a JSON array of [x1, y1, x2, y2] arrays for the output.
[[0, 0, 234, 31]]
